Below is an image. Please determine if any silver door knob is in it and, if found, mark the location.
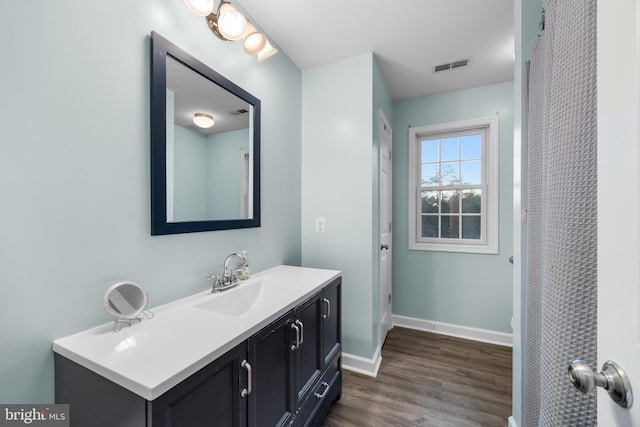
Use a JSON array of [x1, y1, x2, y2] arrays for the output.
[[568, 359, 633, 408]]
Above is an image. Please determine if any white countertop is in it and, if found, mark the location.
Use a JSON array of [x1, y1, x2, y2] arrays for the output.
[[53, 265, 340, 400]]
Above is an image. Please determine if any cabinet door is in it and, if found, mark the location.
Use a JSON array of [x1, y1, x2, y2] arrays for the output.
[[294, 291, 323, 406], [247, 312, 295, 427], [321, 278, 341, 367], [150, 343, 248, 427]]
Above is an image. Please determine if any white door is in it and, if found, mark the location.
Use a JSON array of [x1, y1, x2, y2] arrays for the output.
[[379, 111, 393, 345], [596, 0, 640, 423]]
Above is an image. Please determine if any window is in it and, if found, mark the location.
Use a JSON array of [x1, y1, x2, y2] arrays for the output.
[[408, 116, 498, 254]]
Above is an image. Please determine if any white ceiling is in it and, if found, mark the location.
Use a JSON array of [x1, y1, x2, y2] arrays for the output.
[[237, 0, 515, 101]]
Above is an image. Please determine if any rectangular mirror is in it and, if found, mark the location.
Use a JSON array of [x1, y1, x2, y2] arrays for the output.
[[150, 32, 261, 235]]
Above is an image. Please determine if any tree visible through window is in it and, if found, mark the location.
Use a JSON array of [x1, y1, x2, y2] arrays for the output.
[[408, 117, 498, 254]]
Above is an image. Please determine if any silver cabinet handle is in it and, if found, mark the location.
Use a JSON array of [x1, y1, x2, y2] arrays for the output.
[[322, 298, 331, 319], [241, 360, 252, 397], [568, 359, 633, 408], [290, 322, 300, 351], [295, 319, 304, 345], [314, 382, 329, 399]]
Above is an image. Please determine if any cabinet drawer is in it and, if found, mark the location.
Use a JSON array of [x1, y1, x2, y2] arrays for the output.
[[296, 355, 341, 427]]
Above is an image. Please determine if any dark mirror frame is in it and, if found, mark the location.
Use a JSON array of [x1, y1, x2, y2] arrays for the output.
[[150, 31, 261, 235]]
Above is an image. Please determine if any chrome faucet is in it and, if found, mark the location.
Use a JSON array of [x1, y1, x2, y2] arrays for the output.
[[207, 252, 250, 293]]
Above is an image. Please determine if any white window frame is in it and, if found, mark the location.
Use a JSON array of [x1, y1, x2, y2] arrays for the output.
[[408, 116, 499, 254]]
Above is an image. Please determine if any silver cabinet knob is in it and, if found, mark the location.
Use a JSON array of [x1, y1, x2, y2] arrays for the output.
[[568, 359, 633, 408]]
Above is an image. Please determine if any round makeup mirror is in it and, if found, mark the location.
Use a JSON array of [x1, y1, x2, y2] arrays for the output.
[[104, 281, 153, 332]]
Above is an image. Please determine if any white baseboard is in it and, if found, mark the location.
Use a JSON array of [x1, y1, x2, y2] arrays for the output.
[[341, 346, 382, 377], [508, 416, 518, 427], [392, 314, 513, 347]]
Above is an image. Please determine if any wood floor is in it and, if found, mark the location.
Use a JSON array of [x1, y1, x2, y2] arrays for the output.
[[322, 327, 512, 427]]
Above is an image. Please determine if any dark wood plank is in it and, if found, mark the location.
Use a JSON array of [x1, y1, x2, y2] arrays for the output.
[[322, 327, 512, 427]]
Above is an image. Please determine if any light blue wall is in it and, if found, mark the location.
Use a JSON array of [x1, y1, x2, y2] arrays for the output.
[[172, 126, 249, 220], [207, 128, 249, 219], [393, 82, 514, 333], [174, 126, 208, 221], [0, 0, 302, 404], [301, 53, 378, 358]]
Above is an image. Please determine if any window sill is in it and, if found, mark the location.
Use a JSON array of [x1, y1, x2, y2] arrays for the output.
[[409, 241, 498, 254]]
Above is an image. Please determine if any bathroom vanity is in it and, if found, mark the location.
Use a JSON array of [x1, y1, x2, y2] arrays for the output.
[[53, 266, 341, 427]]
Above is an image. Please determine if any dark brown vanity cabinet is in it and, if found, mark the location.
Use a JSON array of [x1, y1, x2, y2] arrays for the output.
[[55, 277, 341, 427]]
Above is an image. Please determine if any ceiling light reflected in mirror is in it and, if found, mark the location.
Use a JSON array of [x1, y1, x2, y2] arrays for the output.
[[193, 112, 215, 128]]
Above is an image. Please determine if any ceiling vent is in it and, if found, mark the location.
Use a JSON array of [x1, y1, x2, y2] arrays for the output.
[[229, 108, 249, 115], [434, 58, 471, 73]]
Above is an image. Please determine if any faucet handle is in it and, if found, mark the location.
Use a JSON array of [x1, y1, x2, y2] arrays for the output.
[[207, 273, 223, 290], [226, 271, 240, 284]]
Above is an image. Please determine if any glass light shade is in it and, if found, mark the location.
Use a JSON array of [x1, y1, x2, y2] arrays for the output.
[[244, 32, 266, 55], [217, 3, 247, 41], [193, 113, 215, 128], [257, 40, 278, 62], [243, 22, 267, 55], [183, 0, 214, 16]]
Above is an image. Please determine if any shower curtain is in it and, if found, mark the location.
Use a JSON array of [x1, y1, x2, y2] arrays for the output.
[[524, 1, 597, 426]]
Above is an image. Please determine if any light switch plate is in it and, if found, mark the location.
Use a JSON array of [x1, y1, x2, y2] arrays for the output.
[[315, 218, 326, 234]]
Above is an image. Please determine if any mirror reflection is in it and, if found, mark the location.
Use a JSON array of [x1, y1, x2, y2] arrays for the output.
[[150, 31, 261, 235], [166, 56, 253, 222]]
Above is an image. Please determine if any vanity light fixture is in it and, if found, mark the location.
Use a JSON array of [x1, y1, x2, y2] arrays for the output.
[[184, 0, 278, 61], [193, 112, 215, 128]]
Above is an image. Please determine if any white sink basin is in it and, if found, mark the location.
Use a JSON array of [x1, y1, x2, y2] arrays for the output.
[[194, 279, 264, 317]]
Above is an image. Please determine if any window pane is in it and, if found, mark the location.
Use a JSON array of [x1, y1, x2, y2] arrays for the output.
[[441, 191, 460, 214], [441, 215, 459, 239], [462, 216, 481, 239], [461, 190, 482, 213], [421, 139, 439, 163], [461, 160, 481, 184], [441, 162, 460, 185], [461, 134, 481, 159], [441, 137, 459, 161], [421, 215, 438, 238], [421, 164, 440, 185], [421, 191, 439, 213]]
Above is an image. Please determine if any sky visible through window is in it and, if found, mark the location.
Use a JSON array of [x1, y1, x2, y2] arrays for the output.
[[421, 134, 481, 186]]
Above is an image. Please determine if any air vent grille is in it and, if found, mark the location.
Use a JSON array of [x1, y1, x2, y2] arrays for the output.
[[451, 59, 470, 69], [434, 63, 451, 72], [229, 108, 249, 115], [434, 58, 471, 73]]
